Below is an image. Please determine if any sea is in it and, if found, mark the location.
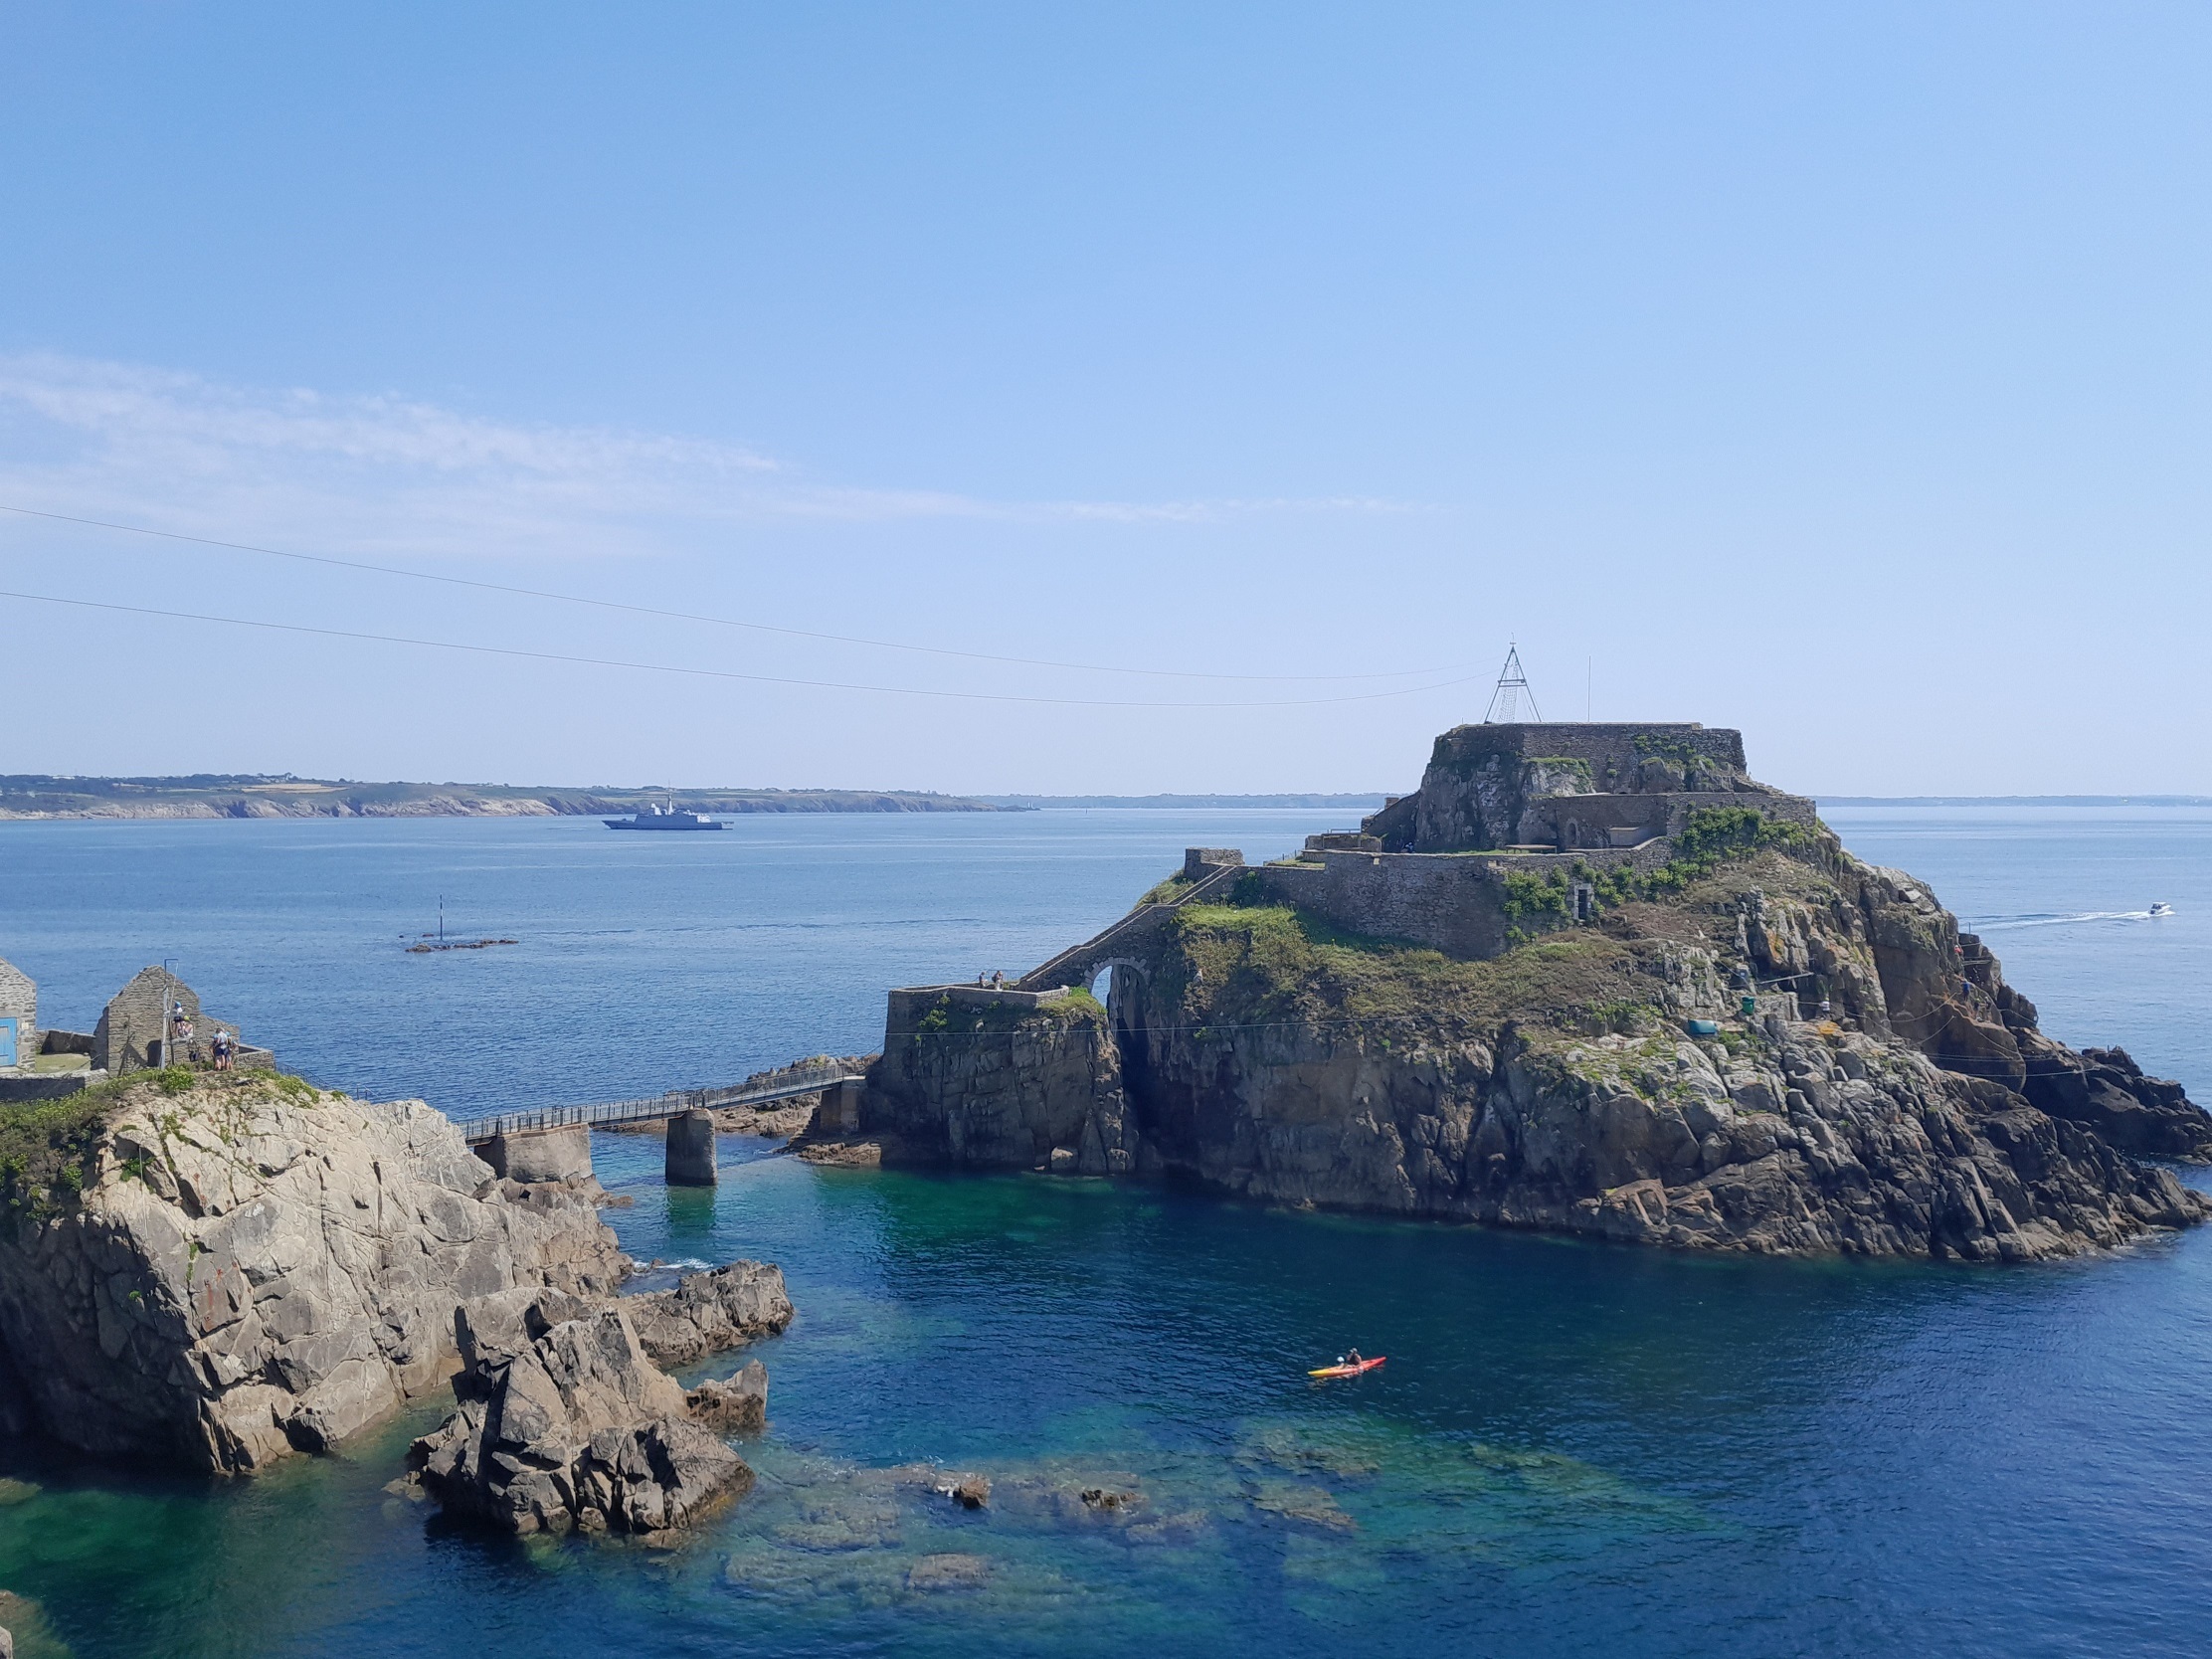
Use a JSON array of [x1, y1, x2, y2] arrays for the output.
[[0, 802, 2206, 1659]]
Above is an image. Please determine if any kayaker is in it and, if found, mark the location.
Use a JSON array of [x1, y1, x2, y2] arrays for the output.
[[1343, 1347, 1364, 1367]]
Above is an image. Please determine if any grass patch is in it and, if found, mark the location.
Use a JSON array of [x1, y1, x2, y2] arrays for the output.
[[1134, 872, 1196, 908], [911, 991, 1107, 1040], [1170, 902, 1649, 1036]]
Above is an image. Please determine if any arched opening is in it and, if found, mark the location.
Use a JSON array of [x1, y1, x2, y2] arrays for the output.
[[1096, 959, 1158, 1151]]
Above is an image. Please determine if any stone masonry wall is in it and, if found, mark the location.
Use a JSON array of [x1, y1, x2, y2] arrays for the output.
[[0, 958, 34, 1068], [1526, 789, 1821, 852], [1249, 841, 1678, 960], [1252, 856, 1512, 958]]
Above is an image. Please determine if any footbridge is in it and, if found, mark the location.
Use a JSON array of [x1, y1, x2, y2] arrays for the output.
[[454, 1059, 867, 1189], [1017, 851, 1246, 993]]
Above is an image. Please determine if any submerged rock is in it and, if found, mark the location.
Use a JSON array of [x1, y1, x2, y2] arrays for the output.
[[0, 1074, 627, 1471], [906, 1553, 991, 1591]]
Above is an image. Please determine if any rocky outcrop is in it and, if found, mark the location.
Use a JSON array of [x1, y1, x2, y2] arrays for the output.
[[0, 1074, 628, 1471], [626, 1260, 794, 1367], [410, 1294, 749, 1537], [409, 1264, 788, 1536]]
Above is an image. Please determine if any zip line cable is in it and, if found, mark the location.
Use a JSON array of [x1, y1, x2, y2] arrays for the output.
[[0, 503, 1465, 684], [0, 588, 1486, 710]]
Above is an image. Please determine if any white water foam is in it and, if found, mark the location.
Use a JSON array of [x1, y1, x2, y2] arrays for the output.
[[1969, 908, 2172, 931]]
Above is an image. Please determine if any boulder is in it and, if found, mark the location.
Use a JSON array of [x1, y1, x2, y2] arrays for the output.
[[411, 1303, 749, 1537], [685, 1361, 768, 1432], [625, 1261, 794, 1367]]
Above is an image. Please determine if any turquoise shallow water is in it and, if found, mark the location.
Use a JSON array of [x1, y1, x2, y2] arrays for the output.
[[0, 804, 2207, 1657]]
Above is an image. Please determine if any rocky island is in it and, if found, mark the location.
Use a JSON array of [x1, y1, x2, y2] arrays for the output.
[[840, 720, 2211, 1260]]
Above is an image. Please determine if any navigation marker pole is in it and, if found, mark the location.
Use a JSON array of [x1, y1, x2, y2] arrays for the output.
[[1483, 644, 1542, 724]]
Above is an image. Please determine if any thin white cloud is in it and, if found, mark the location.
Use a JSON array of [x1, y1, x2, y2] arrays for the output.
[[0, 353, 1419, 559]]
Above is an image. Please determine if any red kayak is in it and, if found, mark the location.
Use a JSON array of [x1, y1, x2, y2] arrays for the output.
[[1308, 1356, 1386, 1379]]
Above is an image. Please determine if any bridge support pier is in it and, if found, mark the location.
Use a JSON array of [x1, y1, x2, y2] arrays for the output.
[[666, 1109, 718, 1186], [818, 1078, 865, 1136], [483, 1124, 593, 1185]]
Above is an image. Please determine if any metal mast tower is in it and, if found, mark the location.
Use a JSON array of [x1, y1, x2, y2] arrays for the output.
[[1483, 644, 1541, 724]]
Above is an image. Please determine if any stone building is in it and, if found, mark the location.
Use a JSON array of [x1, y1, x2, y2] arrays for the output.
[[92, 967, 242, 1073]]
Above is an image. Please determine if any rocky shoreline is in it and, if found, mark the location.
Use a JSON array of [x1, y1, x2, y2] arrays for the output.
[[0, 1071, 791, 1542]]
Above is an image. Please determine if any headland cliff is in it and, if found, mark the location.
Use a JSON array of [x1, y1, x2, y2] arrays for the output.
[[843, 720, 2211, 1260]]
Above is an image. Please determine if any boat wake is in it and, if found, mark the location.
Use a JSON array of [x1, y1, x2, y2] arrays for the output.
[[1970, 908, 2173, 931]]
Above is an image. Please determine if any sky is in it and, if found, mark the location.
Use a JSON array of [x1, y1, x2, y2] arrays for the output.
[[2, 2, 2208, 797]]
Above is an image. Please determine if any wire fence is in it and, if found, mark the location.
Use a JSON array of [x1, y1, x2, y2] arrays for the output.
[[454, 1060, 862, 1143]]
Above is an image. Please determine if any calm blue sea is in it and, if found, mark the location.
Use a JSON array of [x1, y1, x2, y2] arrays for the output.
[[0, 803, 2207, 1659]]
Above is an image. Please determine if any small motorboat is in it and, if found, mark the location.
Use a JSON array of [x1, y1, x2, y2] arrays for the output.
[[2148, 902, 2174, 918], [1308, 1356, 1386, 1379]]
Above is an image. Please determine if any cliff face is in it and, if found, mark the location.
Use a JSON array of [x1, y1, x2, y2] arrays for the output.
[[0, 1074, 627, 1471], [860, 993, 1133, 1176], [866, 827, 2211, 1261]]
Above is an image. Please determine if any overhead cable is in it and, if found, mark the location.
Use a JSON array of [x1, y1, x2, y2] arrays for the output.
[[0, 503, 1462, 683], [0, 588, 1484, 710]]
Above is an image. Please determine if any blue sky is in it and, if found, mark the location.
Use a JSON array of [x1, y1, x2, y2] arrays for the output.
[[2, 2, 2207, 795]]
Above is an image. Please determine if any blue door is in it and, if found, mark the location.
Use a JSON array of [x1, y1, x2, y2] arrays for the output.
[[0, 1017, 17, 1067]]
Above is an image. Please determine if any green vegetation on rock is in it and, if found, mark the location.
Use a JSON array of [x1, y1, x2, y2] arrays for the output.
[[912, 990, 1107, 1039], [1170, 901, 1644, 1035], [1134, 873, 1197, 908], [0, 1069, 326, 1222]]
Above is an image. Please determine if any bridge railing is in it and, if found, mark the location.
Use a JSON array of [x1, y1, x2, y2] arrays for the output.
[[455, 1060, 860, 1144]]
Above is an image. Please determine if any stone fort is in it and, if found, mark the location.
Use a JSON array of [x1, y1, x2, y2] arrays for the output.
[[1018, 720, 1818, 982]]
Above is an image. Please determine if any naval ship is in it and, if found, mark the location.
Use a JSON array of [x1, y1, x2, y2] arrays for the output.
[[603, 796, 727, 830]]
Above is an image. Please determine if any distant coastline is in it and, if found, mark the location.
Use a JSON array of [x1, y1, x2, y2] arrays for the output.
[[0, 775, 1025, 820]]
